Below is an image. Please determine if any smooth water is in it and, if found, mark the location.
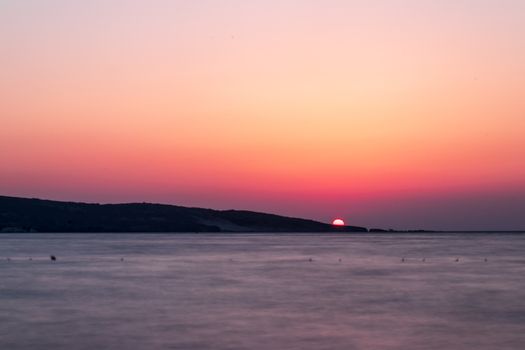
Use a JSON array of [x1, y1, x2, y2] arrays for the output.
[[1, 233, 525, 350]]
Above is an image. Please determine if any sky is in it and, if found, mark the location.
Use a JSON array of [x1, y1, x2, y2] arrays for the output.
[[1, 0, 524, 230]]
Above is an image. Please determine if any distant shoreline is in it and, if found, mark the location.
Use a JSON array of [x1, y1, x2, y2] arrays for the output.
[[2, 195, 523, 234], [1, 195, 368, 233], [1, 231, 524, 234]]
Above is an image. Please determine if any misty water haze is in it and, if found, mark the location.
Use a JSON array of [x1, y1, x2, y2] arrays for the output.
[[1, 233, 525, 350]]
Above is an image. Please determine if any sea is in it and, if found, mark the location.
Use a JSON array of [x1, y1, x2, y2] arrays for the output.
[[1, 233, 524, 350]]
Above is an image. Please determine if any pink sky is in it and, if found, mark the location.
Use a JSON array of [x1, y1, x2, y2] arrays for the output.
[[1, 1, 524, 229]]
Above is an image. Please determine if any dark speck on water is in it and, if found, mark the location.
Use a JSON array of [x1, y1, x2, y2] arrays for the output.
[[1, 232, 525, 350]]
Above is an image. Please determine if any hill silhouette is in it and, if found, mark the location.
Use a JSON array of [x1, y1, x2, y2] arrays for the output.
[[0, 195, 367, 233]]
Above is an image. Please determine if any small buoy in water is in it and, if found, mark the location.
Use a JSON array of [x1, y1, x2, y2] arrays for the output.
[[422, 258, 426, 262], [7, 258, 10, 262], [29, 258, 32, 261], [308, 258, 313, 262], [50, 255, 56, 261], [338, 258, 342, 262], [401, 258, 405, 262], [455, 258, 459, 262], [120, 258, 124, 262], [484, 258, 488, 262]]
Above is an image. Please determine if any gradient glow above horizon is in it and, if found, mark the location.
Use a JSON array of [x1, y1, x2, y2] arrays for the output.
[[1, 0, 524, 230]]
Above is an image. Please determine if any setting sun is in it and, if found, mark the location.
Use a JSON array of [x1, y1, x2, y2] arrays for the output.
[[332, 219, 345, 226]]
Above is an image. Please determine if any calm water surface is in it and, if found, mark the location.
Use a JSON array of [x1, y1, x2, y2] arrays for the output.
[[1, 233, 525, 350]]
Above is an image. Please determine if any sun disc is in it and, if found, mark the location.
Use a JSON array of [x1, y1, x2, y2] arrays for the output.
[[332, 218, 345, 226]]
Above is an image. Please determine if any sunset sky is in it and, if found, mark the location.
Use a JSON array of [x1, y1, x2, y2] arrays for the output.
[[1, 0, 524, 230]]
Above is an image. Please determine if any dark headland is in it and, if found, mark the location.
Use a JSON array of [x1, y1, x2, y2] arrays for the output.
[[0, 195, 367, 233]]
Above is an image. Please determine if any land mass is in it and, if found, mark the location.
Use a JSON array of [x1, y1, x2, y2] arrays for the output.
[[0, 195, 368, 233]]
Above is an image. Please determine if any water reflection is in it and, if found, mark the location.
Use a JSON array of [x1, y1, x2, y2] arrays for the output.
[[1, 233, 524, 350]]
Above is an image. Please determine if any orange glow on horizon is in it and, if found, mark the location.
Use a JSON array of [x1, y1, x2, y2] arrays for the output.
[[1, 1, 524, 229]]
